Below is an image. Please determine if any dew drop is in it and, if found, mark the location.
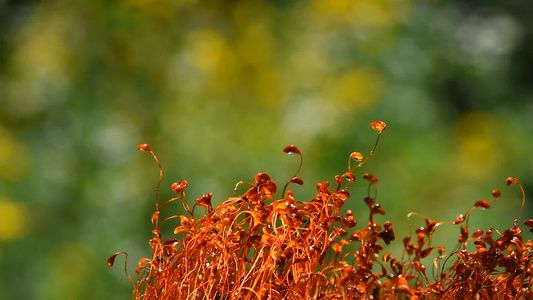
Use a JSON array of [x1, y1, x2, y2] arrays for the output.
[[343, 172, 355, 182], [107, 252, 127, 267], [163, 238, 180, 247], [151, 211, 160, 225], [138, 143, 152, 152], [196, 192, 213, 210], [336, 189, 350, 200], [107, 253, 119, 267], [179, 215, 190, 226], [134, 266, 143, 276], [283, 145, 301, 155], [506, 177, 518, 186], [254, 173, 271, 185], [138, 257, 150, 267], [421, 248, 434, 258], [289, 176, 304, 185], [371, 203, 385, 215], [474, 199, 491, 209], [472, 229, 483, 239], [171, 180, 188, 194], [363, 173, 379, 183], [371, 121, 386, 131], [333, 227, 348, 237], [364, 197, 375, 208], [350, 152, 364, 162], [525, 219, 533, 233], [454, 214, 465, 224]]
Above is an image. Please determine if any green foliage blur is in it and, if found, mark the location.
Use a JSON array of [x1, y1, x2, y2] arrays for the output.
[[1, 0, 532, 299]]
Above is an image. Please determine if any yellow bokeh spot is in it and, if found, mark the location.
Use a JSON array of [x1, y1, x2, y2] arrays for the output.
[[50, 243, 92, 283], [187, 29, 234, 73], [185, 29, 239, 91], [310, 0, 411, 27], [13, 12, 74, 81], [3, 5, 81, 120], [453, 111, 500, 181], [236, 23, 275, 69], [0, 128, 31, 181], [330, 68, 383, 111], [0, 197, 27, 242], [253, 69, 283, 107]]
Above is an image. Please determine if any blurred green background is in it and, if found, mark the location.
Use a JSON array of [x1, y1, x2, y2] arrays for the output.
[[1, 0, 533, 299]]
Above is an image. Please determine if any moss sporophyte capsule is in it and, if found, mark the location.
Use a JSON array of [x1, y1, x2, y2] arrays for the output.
[[109, 121, 533, 299]]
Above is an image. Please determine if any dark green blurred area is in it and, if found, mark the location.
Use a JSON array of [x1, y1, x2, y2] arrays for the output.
[[1, 0, 533, 299]]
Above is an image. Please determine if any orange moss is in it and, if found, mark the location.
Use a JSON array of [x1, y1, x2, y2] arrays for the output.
[[109, 121, 533, 299]]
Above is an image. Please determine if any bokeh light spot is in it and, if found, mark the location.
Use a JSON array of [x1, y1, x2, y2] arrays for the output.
[[0, 129, 31, 182], [50, 243, 92, 283], [453, 111, 501, 181], [331, 68, 383, 111], [0, 197, 27, 242]]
